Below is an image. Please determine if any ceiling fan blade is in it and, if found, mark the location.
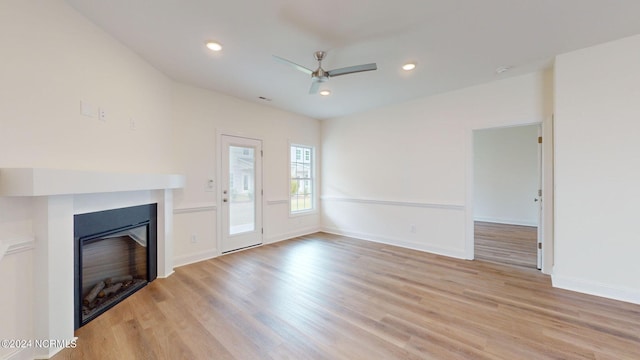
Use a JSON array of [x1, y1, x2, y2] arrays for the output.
[[327, 63, 377, 77], [309, 80, 320, 94], [273, 55, 313, 75]]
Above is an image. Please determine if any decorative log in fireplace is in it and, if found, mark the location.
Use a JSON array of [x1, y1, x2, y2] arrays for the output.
[[74, 204, 157, 329], [82, 274, 146, 319]]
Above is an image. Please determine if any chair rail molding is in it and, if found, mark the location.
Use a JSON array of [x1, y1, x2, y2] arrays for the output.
[[173, 203, 217, 214], [320, 196, 465, 211], [0, 236, 36, 263]]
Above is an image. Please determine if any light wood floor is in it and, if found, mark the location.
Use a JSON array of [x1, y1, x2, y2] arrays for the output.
[[474, 221, 538, 269], [54, 232, 640, 359]]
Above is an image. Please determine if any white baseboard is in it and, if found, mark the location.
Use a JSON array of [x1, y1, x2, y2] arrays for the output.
[[552, 274, 640, 305], [265, 226, 321, 244], [172, 227, 321, 267], [321, 227, 466, 259], [156, 270, 175, 279], [173, 249, 218, 268], [474, 217, 537, 227]]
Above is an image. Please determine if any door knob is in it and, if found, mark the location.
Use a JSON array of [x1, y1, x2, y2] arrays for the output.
[[223, 198, 228, 202]]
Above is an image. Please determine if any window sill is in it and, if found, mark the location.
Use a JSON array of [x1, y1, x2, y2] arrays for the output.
[[289, 209, 318, 218]]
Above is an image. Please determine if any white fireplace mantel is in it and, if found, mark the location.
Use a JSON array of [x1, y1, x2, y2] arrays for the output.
[[0, 168, 185, 196]]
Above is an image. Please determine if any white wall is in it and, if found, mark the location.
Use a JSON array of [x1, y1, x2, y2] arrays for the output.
[[171, 83, 321, 266], [321, 71, 552, 258], [0, 233, 33, 360], [553, 34, 640, 304], [474, 125, 539, 226], [0, 1, 174, 173]]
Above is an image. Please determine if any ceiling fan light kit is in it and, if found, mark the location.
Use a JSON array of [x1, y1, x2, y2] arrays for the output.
[[274, 51, 377, 94]]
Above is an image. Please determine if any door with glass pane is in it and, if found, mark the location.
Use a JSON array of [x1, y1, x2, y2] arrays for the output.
[[220, 135, 262, 253]]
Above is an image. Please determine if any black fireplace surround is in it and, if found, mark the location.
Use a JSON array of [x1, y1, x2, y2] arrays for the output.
[[74, 204, 157, 329]]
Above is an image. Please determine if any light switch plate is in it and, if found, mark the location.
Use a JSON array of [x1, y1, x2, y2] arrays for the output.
[[205, 179, 215, 192], [80, 101, 96, 117]]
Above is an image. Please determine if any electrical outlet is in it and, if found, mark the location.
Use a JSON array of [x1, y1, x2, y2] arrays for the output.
[[410, 224, 416, 233], [129, 118, 137, 130], [98, 108, 107, 121], [191, 234, 197, 243]]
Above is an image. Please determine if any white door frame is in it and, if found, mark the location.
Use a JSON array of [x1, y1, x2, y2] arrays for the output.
[[537, 124, 543, 269], [465, 119, 554, 274], [217, 132, 263, 254], [541, 115, 555, 273]]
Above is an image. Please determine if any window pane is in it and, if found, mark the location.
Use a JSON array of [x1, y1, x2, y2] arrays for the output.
[[302, 163, 311, 178], [290, 145, 313, 213]]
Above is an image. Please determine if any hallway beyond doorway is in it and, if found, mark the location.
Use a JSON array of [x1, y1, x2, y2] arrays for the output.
[[474, 221, 537, 268]]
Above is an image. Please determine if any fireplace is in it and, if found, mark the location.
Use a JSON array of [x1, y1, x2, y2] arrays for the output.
[[74, 204, 157, 329]]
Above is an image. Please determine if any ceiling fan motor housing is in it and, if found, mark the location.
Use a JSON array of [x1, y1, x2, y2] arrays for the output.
[[312, 51, 329, 81], [312, 68, 329, 82]]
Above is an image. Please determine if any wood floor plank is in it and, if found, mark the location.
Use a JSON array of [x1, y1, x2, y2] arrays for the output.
[[53, 232, 640, 359], [474, 221, 538, 268]]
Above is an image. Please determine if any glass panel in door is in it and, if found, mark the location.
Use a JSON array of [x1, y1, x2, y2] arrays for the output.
[[229, 146, 255, 235], [220, 135, 262, 253]]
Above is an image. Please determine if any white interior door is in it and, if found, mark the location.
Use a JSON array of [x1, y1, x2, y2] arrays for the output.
[[220, 135, 262, 253]]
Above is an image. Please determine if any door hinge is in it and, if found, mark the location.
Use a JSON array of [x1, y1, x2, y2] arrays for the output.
[[261, 189, 263, 195], [261, 150, 263, 157], [538, 136, 542, 144], [538, 189, 542, 197], [261, 228, 264, 234], [538, 243, 542, 250]]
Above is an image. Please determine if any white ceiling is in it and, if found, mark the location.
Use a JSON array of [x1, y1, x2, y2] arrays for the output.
[[65, 0, 640, 120]]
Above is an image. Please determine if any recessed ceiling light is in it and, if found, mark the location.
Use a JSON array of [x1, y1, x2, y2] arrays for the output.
[[319, 90, 331, 96], [205, 41, 222, 51], [402, 63, 416, 71]]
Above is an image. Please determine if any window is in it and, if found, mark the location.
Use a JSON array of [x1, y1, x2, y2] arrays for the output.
[[290, 145, 314, 213]]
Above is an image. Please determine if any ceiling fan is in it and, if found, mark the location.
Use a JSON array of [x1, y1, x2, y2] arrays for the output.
[[273, 51, 377, 94]]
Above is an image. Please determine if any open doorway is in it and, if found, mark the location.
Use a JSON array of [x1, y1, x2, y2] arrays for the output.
[[473, 124, 540, 269]]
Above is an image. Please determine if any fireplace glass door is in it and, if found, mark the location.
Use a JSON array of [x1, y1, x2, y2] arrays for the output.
[[74, 203, 157, 329], [80, 224, 149, 325]]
